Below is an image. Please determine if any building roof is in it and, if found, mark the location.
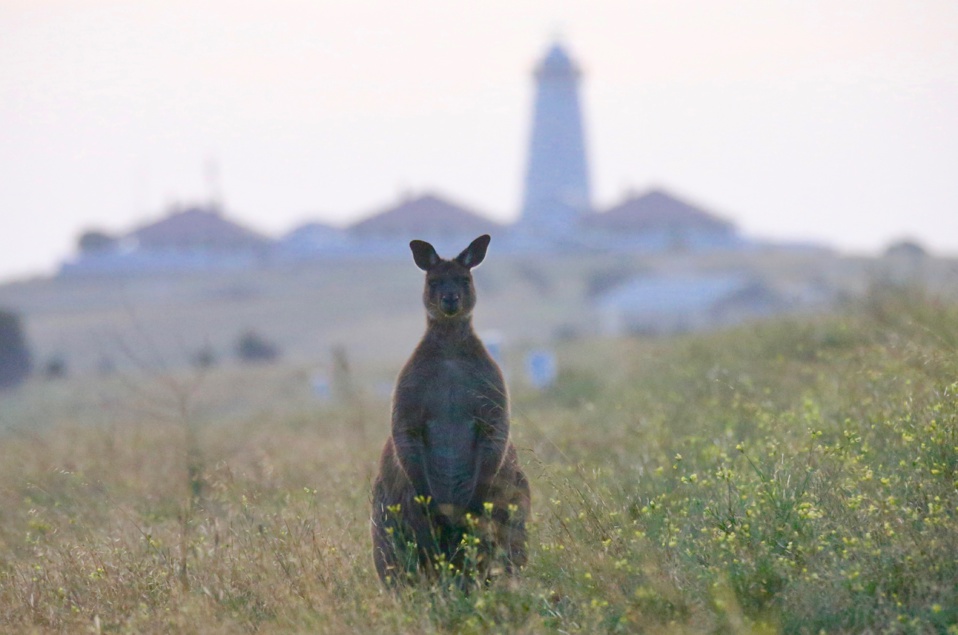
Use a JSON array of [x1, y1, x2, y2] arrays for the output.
[[585, 189, 736, 235], [349, 193, 501, 238], [594, 272, 790, 334], [596, 273, 753, 314], [884, 239, 928, 258], [283, 221, 342, 242], [130, 206, 271, 252], [278, 221, 347, 255]]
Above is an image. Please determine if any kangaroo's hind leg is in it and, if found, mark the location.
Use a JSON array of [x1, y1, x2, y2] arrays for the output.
[[371, 444, 429, 584]]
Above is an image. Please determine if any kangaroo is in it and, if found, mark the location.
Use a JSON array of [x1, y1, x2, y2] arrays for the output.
[[371, 234, 530, 586]]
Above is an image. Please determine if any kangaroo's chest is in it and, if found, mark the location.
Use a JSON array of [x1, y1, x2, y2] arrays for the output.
[[415, 359, 485, 501], [396, 350, 505, 430], [419, 358, 483, 415], [394, 347, 506, 505]]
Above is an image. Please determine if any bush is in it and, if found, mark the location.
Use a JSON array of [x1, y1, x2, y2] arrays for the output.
[[191, 345, 217, 369], [77, 229, 118, 253], [0, 309, 31, 389], [43, 355, 68, 380], [236, 330, 280, 363]]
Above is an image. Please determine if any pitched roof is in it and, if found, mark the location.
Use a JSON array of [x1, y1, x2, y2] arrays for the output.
[[585, 189, 736, 234], [283, 221, 342, 242], [349, 193, 501, 237], [596, 274, 752, 314], [130, 206, 270, 251], [279, 221, 346, 252]]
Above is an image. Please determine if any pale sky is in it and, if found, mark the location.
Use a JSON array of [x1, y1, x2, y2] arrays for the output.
[[2, 1, 957, 281]]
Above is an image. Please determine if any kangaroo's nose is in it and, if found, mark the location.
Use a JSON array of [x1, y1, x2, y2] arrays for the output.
[[439, 294, 461, 315]]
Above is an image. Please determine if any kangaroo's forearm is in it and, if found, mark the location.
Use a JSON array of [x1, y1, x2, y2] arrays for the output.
[[392, 434, 430, 498], [471, 430, 508, 501]]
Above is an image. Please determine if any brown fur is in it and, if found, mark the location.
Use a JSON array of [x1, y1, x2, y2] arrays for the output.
[[371, 235, 530, 586]]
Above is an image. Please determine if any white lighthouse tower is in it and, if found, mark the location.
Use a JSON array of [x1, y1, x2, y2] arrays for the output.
[[517, 42, 592, 240]]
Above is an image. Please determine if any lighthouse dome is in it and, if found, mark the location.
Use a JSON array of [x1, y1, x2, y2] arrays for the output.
[[536, 43, 580, 79]]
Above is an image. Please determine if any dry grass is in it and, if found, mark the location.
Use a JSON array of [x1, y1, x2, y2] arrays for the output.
[[1, 288, 957, 633]]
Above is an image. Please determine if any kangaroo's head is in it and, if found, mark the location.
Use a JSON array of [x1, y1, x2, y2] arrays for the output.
[[409, 234, 490, 321]]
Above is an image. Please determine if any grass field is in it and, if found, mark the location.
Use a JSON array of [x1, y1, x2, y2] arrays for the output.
[[3, 248, 933, 376], [0, 287, 956, 633]]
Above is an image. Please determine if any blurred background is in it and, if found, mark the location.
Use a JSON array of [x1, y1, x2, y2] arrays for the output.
[[1, 0, 956, 401]]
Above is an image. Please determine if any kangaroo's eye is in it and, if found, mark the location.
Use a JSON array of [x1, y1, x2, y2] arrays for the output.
[[456, 277, 470, 285]]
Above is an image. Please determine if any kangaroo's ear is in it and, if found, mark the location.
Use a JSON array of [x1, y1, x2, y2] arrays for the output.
[[455, 234, 491, 269], [410, 240, 440, 271]]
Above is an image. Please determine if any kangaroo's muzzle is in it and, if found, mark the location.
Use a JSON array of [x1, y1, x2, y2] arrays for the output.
[[440, 294, 461, 316]]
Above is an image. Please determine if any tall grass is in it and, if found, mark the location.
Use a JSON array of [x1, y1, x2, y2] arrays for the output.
[[1, 289, 956, 633]]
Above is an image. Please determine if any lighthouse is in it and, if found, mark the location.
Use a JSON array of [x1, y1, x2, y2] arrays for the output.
[[517, 42, 592, 240]]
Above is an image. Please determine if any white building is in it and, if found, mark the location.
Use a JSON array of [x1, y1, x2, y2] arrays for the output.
[[595, 273, 788, 335]]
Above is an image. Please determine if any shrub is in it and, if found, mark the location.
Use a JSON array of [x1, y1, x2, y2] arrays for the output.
[[236, 330, 280, 363], [191, 345, 217, 369], [0, 309, 32, 389], [43, 355, 68, 380], [77, 229, 118, 253]]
